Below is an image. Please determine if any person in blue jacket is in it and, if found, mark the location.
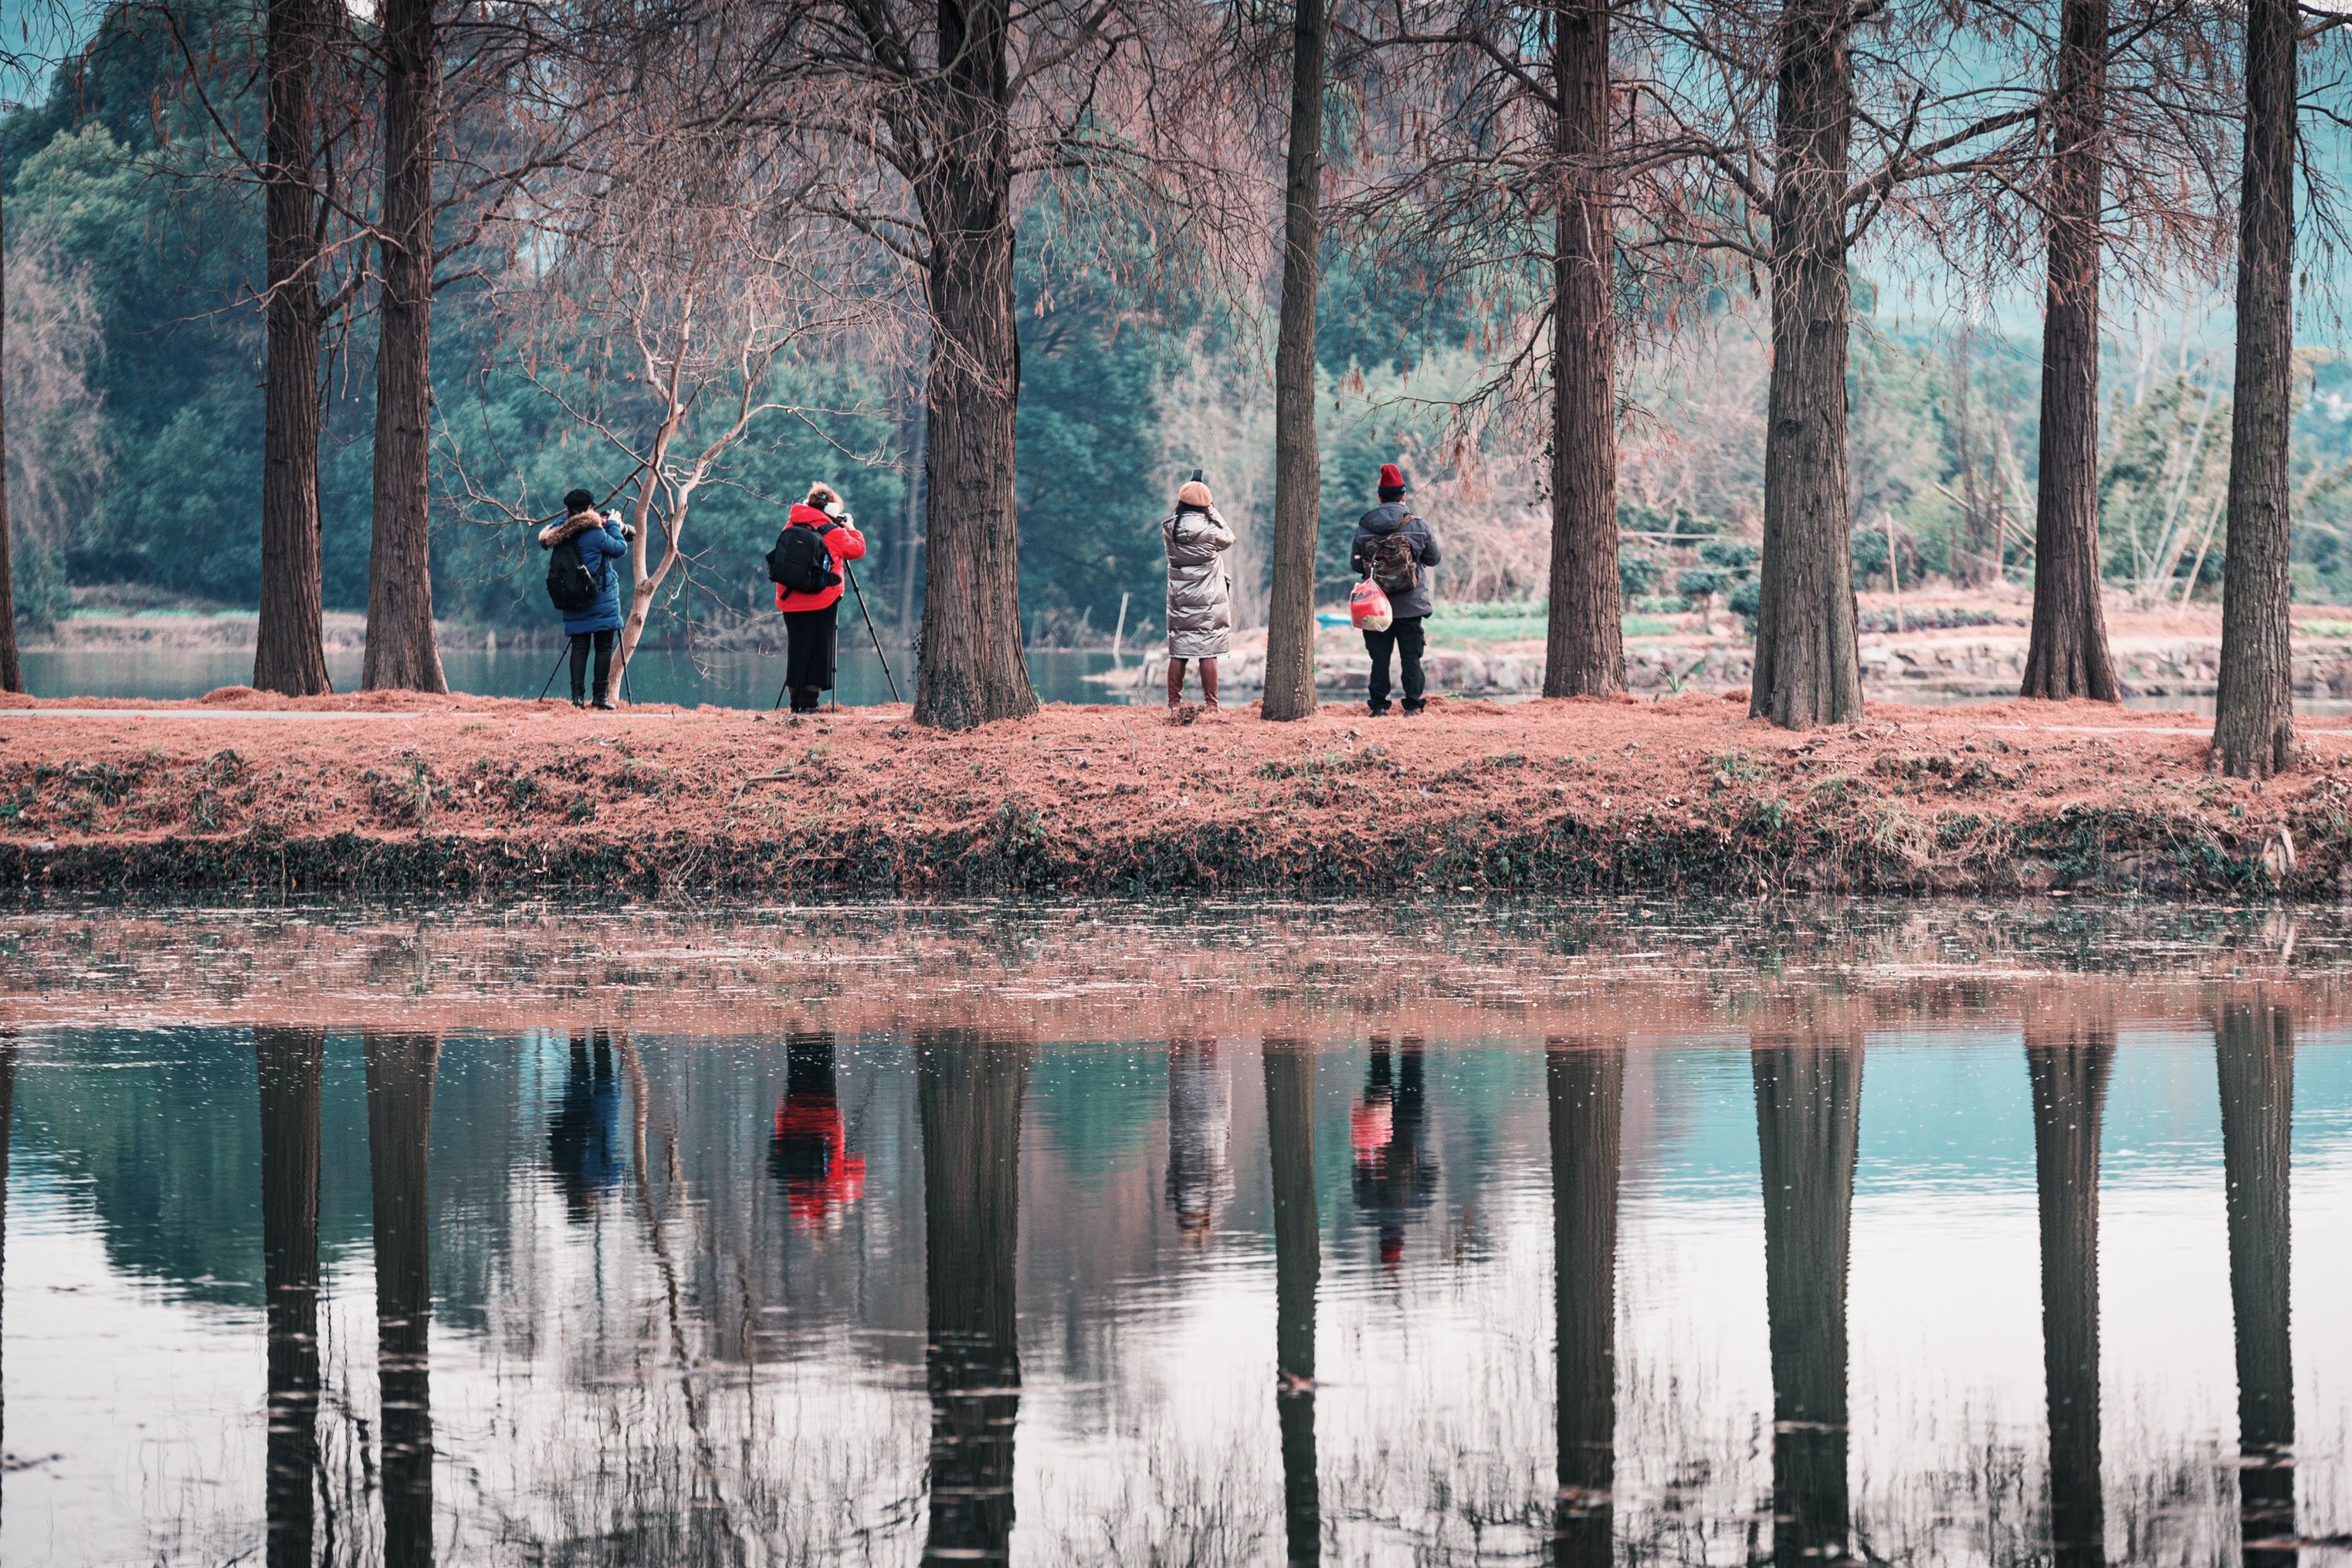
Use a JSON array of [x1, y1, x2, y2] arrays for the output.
[[539, 488, 633, 709]]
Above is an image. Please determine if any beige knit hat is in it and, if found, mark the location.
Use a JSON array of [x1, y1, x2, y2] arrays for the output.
[[1177, 479, 1213, 509]]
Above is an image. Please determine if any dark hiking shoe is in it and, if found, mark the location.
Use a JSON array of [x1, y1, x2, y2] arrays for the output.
[[1403, 702, 1425, 717], [593, 699, 618, 711], [1367, 703, 1392, 717]]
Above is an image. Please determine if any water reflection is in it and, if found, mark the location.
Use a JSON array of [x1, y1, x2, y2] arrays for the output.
[[1351, 1038, 1436, 1269], [1165, 1040, 1231, 1242], [2029, 1018, 2111, 1568], [365, 1033, 437, 1568], [255, 1028, 324, 1568], [4, 949, 2352, 1566], [547, 1030, 623, 1218], [772, 1033, 865, 1232], [1548, 1040, 1623, 1568], [2218, 998, 2296, 1568], [918, 1033, 1027, 1564], [1754, 1031, 1861, 1567], [1262, 1039, 1322, 1566]]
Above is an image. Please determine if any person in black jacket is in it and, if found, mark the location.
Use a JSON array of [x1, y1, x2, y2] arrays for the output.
[[1349, 463, 1443, 716]]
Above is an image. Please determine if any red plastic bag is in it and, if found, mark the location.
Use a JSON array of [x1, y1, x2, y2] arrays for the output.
[[1349, 578, 1393, 632]]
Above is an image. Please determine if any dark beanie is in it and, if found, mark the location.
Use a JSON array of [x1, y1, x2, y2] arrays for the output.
[[564, 488, 595, 514]]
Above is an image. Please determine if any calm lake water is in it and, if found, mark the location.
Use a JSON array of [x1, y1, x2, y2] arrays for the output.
[[0, 900, 2347, 1566], [20, 644, 1138, 706]]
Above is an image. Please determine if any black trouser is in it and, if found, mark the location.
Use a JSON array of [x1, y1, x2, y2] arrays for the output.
[[569, 630, 615, 704], [1363, 615, 1426, 711], [783, 602, 840, 712]]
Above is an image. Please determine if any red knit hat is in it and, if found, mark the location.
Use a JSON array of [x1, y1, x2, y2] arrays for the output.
[[1377, 463, 1406, 493]]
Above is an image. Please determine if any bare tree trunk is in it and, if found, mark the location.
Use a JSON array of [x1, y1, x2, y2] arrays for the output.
[[255, 1027, 325, 1568], [1544, 0, 1622, 699], [912, 0, 1036, 730], [1261, 0, 1328, 721], [1753, 1036, 1860, 1565], [2027, 1026, 2113, 1568], [361, 0, 447, 693], [257, 0, 332, 697], [1261, 1039, 1321, 1564], [916, 1031, 1028, 1562], [1751, 0, 1861, 729], [1548, 1041, 1622, 1567], [365, 1033, 438, 1568], [0, 184, 19, 696], [2216, 998, 2296, 1568], [2213, 0, 2299, 776], [2022, 0, 2118, 702]]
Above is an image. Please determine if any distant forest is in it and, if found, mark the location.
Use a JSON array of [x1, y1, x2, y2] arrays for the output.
[[10, 0, 2352, 652]]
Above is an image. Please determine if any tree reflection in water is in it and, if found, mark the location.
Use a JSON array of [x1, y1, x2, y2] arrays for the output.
[[2217, 996, 2297, 1568], [3, 980, 2347, 1567], [254, 1027, 324, 1568], [1263, 1038, 1323, 1565], [1548, 1038, 1624, 1568], [0, 1035, 13, 1538], [1753, 1031, 1860, 1567], [365, 1033, 439, 1568], [2029, 1016, 2114, 1568], [917, 1031, 1029, 1565]]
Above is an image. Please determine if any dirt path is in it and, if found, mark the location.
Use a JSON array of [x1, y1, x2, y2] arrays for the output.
[[0, 688, 2344, 897]]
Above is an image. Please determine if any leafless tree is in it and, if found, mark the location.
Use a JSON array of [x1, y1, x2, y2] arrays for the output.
[[1264, 0, 1330, 720], [1637, 0, 2046, 727], [144, 0, 379, 694], [360, 0, 448, 692], [601, 0, 1254, 727], [2212, 0, 2310, 776], [483, 117, 893, 703]]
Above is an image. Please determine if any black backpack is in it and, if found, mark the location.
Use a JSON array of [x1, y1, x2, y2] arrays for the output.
[[546, 532, 600, 613], [767, 521, 842, 596]]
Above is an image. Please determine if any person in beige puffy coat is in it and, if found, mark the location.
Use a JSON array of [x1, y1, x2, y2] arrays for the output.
[[1163, 476, 1236, 709]]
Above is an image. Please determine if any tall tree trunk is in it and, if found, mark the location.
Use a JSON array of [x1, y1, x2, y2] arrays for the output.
[[255, 1028, 325, 1568], [2021, 0, 2119, 703], [2027, 1025, 2113, 1568], [365, 1033, 438, 1568], [916, 1031, 1027, 1563], [1753, 1036, 1860, 1566], [1261, 1039, 1321, 1564], [2212, 0, 2299, 776], [911, 3, 1036, 731], [1544, 0, 1623, 699], [1261, 0, 1328, 722], [1548, 1041, 1622, 1567], [0, 183, 20, 696], [1751, 0, 1861, 728], [257, 0, 332, 697], [2216, 999, 2296, 1567], [361, 0, 446, 694]]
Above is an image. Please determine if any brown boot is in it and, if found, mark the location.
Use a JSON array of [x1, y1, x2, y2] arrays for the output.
[[1200, 658, 1220, 710]]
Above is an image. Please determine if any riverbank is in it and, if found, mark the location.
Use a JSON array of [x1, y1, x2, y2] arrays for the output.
[[2, 689, 2347, 898]]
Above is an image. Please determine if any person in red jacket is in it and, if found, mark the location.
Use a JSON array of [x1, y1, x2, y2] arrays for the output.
[[773, 482, 868, 713]]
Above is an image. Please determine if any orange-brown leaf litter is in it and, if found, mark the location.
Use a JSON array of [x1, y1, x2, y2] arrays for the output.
[[0, 688, 2347, 896]]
